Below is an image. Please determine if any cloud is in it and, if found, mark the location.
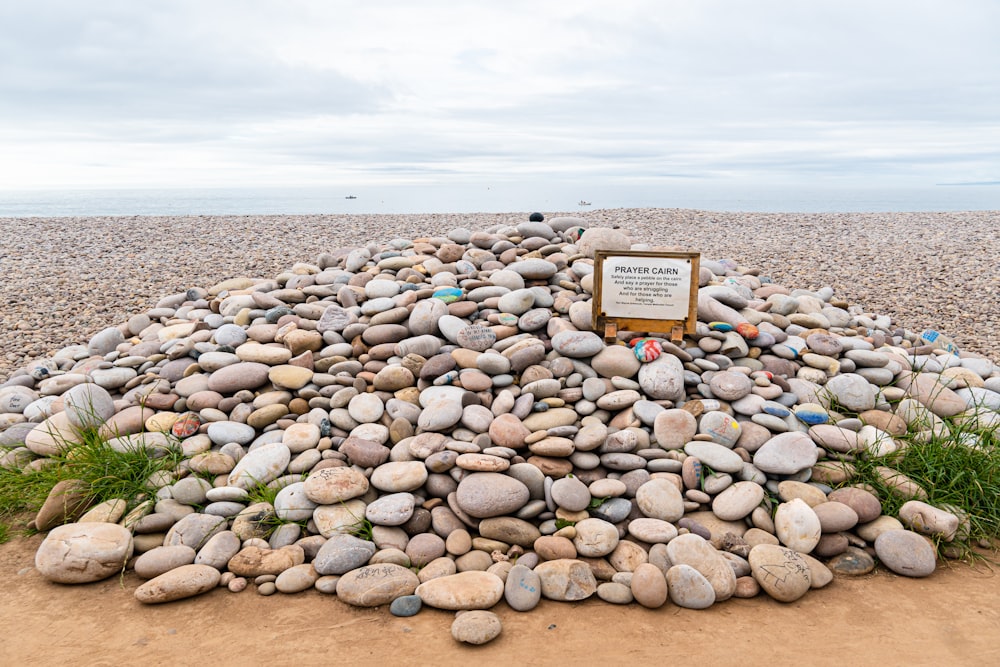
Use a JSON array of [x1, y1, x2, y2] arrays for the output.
[[0, 0, 998, 188]]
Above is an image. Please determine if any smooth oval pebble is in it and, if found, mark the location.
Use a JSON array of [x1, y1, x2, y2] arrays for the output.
[[874, 530, 938, 577], [451, 610, 502, 645], [415, 571, 505, 610], [390, 595, 423, 617], [666, 564, 716, 609], [774, 498, 822, 553], [134, 564, 221, 604], [712, 481, 765, 521], [336, 563, 420, 606]]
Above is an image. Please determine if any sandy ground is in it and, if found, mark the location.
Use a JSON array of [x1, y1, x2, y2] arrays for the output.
[[1, 532, 998, 666]]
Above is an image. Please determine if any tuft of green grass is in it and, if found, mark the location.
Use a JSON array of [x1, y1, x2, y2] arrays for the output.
[[0, 424, 183, 542], [844, 416, 1000, 559], [244, 480, 281, 506], [348, 516, 375, 541]]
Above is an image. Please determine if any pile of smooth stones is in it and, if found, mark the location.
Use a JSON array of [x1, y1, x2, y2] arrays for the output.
[[2, 214, 999, 645]]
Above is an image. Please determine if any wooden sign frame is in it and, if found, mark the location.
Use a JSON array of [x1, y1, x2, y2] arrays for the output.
[[592, 250, 700, 342]]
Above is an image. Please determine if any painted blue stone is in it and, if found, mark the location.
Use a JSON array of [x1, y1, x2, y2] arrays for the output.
[[761, 402, 791, 418], [432, 287, 463, 303], [795, 408, 830, 425], [709, 321, 735, 332], [390, 595, 422, 617]]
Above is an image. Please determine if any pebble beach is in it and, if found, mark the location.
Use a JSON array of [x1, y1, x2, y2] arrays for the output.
[[1, 209, 997, 380], [1, 207, 999, 638]]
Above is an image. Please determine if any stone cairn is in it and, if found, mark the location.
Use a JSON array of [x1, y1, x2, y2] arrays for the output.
[[2, 215, 999, 645]]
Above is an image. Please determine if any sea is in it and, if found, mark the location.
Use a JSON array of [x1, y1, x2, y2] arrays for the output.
[[1, 181, 999, 217]]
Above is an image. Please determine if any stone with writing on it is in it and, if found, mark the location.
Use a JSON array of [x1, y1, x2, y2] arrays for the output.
[[451, 610, 503, 645], [415, 570, 505, 610], [748, 544, 812, 602], [336, 563, 421, 606], [504, 564, 542, 611], [698, 410, 742, 448], [534, 559, 598, 601], [134, 564, 221, 604], [456, 324, 497, 352], [801, 553, 834, 589], [35, 522, 134, 584], [303, 466, 370, 504]]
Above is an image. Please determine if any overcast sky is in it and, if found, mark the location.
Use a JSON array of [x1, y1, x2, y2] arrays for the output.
[[0, 0, 998, 190]]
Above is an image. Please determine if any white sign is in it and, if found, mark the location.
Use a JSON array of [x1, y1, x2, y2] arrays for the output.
[[601, 255, 692, 321]]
